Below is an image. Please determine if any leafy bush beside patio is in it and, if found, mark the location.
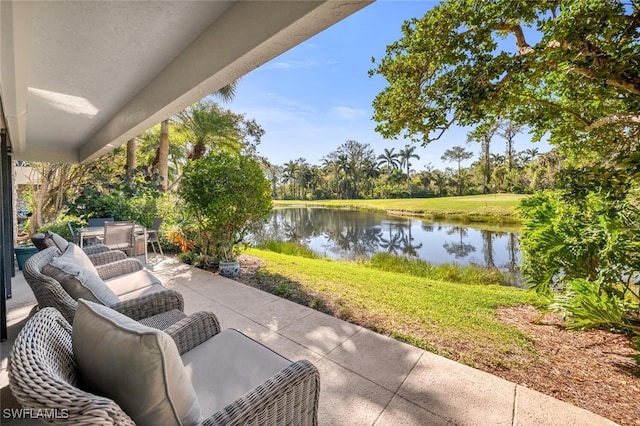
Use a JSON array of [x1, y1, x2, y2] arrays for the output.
[[178, 151, 272, 262]]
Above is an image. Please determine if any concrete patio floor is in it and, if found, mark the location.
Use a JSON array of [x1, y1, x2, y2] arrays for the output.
[[1, 256, 618, 425]]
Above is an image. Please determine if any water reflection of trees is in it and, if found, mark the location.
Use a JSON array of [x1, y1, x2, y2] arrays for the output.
[[443, 226, 476, 259], [378, 220, 423, 257], [255, 208, 521, 282], [481, 230, 495, 268], [256, 208, 426, 259]]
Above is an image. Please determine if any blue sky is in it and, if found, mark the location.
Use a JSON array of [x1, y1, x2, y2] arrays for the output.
[[226, 1, 549, 171]]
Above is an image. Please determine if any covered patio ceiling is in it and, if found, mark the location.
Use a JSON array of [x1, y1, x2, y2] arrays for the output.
[[0, 0, 373, 164]]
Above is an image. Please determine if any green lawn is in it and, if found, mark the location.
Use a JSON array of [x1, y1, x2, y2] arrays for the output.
[[244, 247, 545, 369], [274, 194, 526, 223]]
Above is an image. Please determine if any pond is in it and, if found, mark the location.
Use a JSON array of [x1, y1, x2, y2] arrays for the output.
[[252, 207, 524, 286]]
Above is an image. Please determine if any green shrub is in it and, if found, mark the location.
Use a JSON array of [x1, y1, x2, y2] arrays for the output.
[[552, 278, 636, 333], [179, 151, 272, 260], [519, 189, 640, 346], [37, 214, 84, 241], [66, 167, 163, 226]]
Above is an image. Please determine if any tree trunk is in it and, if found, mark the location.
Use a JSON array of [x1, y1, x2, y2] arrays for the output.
[[482, 139, 490, 194], [189, 142, 206, 161], [158, 120, 170, 191], [126, 138, 137, 170]]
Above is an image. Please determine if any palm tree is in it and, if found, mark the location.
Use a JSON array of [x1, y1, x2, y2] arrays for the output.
[[155, 82, 240, 190], [441, 146, 473, 195], [157, 121, 169, 190], [335, 154, 350, 199], [520, 148, 540, 165], [362, 158, 380, 197], [294, 158, 310, 200], [126, 138, 137, 170], [137, 122, 186, 192], [432, 171, 446, 196], [377, 148, 401, 175], [399, 144, 420, 193], [321, 155, 340, 197], [262, 160, 282, 199], [177, 101, 240, 161], [283, 160, 299, 199], [497, 120, 523, 173]]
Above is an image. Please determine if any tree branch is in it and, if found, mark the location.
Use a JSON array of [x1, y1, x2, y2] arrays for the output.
[[496, 20, 640, 95], [585, 114, 640, 131], [520, 95, 591, 127], [571, 66, 640, 95], [495, 22, 534, 55], [425, 111, 462, 144]]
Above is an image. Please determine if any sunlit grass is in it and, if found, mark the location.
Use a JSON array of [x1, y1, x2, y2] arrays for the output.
[[274, 194, 526, 223], [244, 247, 545, 369], [368, 252, 507, 285], [255, 240, 318, 259]]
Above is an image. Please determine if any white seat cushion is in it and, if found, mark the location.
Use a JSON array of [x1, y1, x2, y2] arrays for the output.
[[105, 269, 161, 297], [181, 329, 292, 417], [117, 283, 168, 301]]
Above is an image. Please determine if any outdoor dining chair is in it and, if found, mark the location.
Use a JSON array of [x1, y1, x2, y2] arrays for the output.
[[103, 221, 137, 256], [87, 217, 115, 227], [66, 222, 80, 245], [147, 217, 164, 256]]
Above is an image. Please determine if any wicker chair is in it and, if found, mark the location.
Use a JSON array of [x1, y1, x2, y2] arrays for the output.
[[31, 232, 111, 255], [23, 246, 185, 327], [9, 307, 320, 426]]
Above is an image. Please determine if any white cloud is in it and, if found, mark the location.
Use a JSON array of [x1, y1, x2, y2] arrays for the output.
[[330, 106, 366, 120], [264, 59, 316, 70]]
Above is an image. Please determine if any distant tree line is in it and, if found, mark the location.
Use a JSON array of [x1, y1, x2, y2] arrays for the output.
[[263, 123, 558, 201]]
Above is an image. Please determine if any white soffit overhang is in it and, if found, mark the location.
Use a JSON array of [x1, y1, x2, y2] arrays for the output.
[[0, 0, 373, 163]]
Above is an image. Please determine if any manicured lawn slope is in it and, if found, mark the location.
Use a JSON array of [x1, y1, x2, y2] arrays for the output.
[[245, 248, 544, 369], [274, 194, 526, 222]]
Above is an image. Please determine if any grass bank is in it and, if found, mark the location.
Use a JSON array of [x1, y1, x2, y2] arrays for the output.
[[243, 247, 545, 370], [274, 193, 526, 224]]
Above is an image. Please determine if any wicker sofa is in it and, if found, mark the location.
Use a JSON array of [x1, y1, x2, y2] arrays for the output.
[[23, 245, 185, 328], [9, 305, 320, 425]]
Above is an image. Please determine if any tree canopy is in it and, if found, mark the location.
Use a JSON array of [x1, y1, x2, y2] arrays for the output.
[[370, 0, 640, 161]]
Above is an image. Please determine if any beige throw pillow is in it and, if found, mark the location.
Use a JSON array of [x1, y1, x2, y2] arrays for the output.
[[42, 243, 119, 305], [47, 230, 69, 252], [73, 300, 202, 426]]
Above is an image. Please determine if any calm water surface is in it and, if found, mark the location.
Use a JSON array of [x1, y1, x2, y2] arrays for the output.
[[253, 207, 522, 285]]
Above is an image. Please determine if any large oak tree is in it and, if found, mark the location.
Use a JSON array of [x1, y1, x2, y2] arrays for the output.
[[370, 0, 640, 161]]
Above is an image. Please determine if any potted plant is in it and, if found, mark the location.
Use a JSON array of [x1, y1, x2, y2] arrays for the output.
[[14, 242, 38, 271], [179, 151, 272, 278]]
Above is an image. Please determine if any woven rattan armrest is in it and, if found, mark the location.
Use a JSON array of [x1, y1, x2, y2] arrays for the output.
[[164, 311, 222, 355], [8, 308, 137, 425], [202, 359, 320, 426], [96, 258, 143, 280], [110, 289, 184, 320], [88, 249, 128, 266], [82, 243, 111, 256]]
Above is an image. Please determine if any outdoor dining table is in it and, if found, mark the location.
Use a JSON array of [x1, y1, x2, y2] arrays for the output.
[[78, 224, 148, 263]]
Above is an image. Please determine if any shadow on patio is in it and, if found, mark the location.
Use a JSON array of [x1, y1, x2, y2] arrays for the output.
[[1, 256, 616, 425]]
